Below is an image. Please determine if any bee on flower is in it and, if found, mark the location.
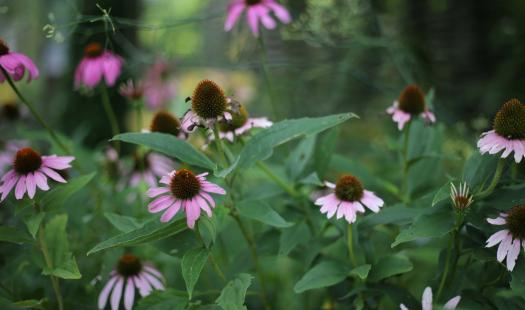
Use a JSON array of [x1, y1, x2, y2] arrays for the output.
[[211, 104, 272, 142]]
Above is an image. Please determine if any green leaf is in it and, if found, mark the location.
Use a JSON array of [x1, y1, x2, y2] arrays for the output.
[[237, 200, 292, 228], [314, 127, 341, 179], [294, 261, 350, 293], [368, 255, 413, 282], [349, 264, 371, 280], [391, 208, 454, 247], [23, 213, 45, 239], [511, 259, 525, 293], [359, 204, 418, 228], [432, 182, 451, 207], [0, 226, 33, 244], [216, 273, 253, 310], [88, 218, 187, 255], [182, 247, 209, 300], [41, 173, 96, 210], [112, 132, 216, 170], [463, 152, 499, 191], [104, 212, 142, 233], [11, 299, 45, 309], [218, 113, 356, 177], [42, 214, 81, 279], [298, 172, 324, 186], [136, 289, 188, 310], [279, 221, 311, 255], [286, 135, 316, 180]]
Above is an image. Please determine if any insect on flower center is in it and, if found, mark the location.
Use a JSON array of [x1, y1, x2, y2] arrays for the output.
[[170, 169, 201, 200], [220, 105, 249, 132], [0, 38, 9, 55], [246, 0, 263, 5], [83, 42, 104, 58], [117, 254, 143, 277], [192, 80, 227, 119], [150, 111, 181, 136], [335, 175, 364, 202], [14, 148, 42, 175], [398, 84, 426, 115], [507, 205, 525, 240], [493, 99, 525, 140]]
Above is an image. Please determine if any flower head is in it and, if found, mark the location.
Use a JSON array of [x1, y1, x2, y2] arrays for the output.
[[143, 59, 175, 110], [450, 182, 473, 213], [0, 38, 39, 83], [74, 42, 123, 89], [314, 174, 384, 224], [486, 205, 525, 271], [478, 99, 525, 163], [181, 80, 240, 133], [128, 152, 174, 188], [98, 254, 165, 310], [387, 84, 436, 130], [224, 0, 292, 37], [119, 79, 144, 100], [146, 169, 226, 229], [0, 147, 74, 202], [0, 140, 27, 174], [214, 105, 272, 142], [400, 287, 460, 310], [150, 110, 182, 137]]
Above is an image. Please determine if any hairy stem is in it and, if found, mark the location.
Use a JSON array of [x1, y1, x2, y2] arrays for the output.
[[347, 224, 358, 267], [476, 158, 506, 199], [1, 67, 70, 154]]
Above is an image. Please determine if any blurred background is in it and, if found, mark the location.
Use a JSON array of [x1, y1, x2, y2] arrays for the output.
[[2, 0, 525, 148]]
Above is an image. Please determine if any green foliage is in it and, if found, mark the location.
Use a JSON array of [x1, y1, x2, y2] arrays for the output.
[[181, 247, 209, 300], [294, 261, 350, 293], [216, 274, 253, 310]]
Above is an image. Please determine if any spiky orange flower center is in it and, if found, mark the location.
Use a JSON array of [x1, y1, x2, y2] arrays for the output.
[[192, 80, 227, 119], [0, 38, 9, 55], [335, 175, 364, 202], [170, 169, 201, 200], [83, 42, 104, 58], [507, 205, 525, 240], [493, 99, 525, 140], [150, 111, 181, 136], [14, 148, 42, 174], [398, 84, 426, 115], [117, 254, 143, 277], [220, 105, 249, 132]]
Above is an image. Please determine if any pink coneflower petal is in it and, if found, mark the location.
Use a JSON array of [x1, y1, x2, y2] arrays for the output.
[[26, 173, 36, 199], [195, 195, 212, 217], [41, 167, 66, 183], [160, 200, 181, 222], [110, 276, 124, 310], [486, 229, 510, 248], [247, 8, 260, 36], [259, 9, 277, 29], [421, 287, 432, 310], [137, 273, 153, 296], [148, 195, 174, 213], [144, 266, 163, 279], [146, 187, 170, 198], [506, 239, 521, 271], [202, 181, 226, 194], [361, 190, 384, 213], [142, 272, 164, 290], [200, 192, 216, 209], [225, 2, 245, 31], [14, 175, 26, 199], [487, 217, 506, 225], [267, 2, 292, 23], [102, 54, 122, 86], [0, 172, 19, 201], [444, 296, 461, 310], [42, 156, 74, 169], [497, 234, 513, 262], [98, 275, 118, 310], [123, 277, 135, 310]]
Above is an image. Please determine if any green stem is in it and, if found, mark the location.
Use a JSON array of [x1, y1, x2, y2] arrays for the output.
[[256, 162, 298, 197], [257, 36, 279, 119], [436, 230, 455, 301], [1, 67, 70, 154], [347, 224, 358, 267], [100, 85, 120, 151], [38, 223, 64, 310], [195, 226, 226, 282], [476, 159, 506, 199], [230, 211, 270, 309], [213, 124, 229, 166], [401, 121, 412, 203], [135, 101, 143, 131]]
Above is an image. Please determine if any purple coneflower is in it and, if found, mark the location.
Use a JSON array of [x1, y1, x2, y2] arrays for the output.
[[400, 287, 460, 310], [0, 147, 74, 201], [314, 174, 384, 224], [74, 42, 123, 89], [128, 152, 174, 188], [224, 0, 291, 37], [146, 169, 226, 228], [214, 105, 272, 142], [477, 99, 525, 163], [0, 38, 39, 83], [119, 79, 144, 101], [98, 254, 164, 310], [387, 84, 436, 130], [143, 59, 175, 110]]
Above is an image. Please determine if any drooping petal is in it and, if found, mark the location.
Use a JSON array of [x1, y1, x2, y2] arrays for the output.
[[201, 181, 226, 195], [160, 200, 182, 222], [102, 53, 123, 87], [443, 296, 461, 310], [487, 216, 507, 225], [141, 271, 165, 290], [123, 277, 135, 310], [98, 276, 118, 310], [360, 190, 384, 213], [25, 173, 36, 199], [149, 195, 175, 213], [40, 167, 67, 183], [0, 172, 19, 201], [146, 187, 170, 198], [224, 2, 246, 31], [246, 7, 260, 36], [14, 175, 27, 199], [496, 234, 513, 262], [110, 276, 124, 310], [267, 2, 292, 23], [33, 171, 50, 191], [506, 238, 522, 271], [421, 287, 433, 310], [486, 230, 510, 248], [42, 155, 74, 170]]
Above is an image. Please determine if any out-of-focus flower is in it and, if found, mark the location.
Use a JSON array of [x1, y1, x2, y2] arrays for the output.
[[146, 169, 226, 228], [128, 152, 174, 188], [0, 38, 39, 83], [400, 287, 460, 310], [478, 99, 525, 163], [224, 0, 292, 37], [0, 140, 27, 174], [213, 105, 272, 142], [119, 79, 144, 100], [149, 110, 186, 139], [0, 147, 74, 201], [450, 182, 473, 213], [98, 254, 164, 310], [486, 205, 525, 271], [181, 79, 240, 133], [143, 59, 175, 110], [387, 84, 436, 130], [74, 42, 123, 89], [314, 175, 384, 224]]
